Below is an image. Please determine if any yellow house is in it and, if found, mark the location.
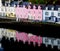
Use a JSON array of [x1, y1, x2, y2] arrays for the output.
[[6, 4, 16, 18]]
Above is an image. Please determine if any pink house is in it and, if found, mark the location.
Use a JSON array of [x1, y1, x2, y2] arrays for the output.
[[15, 5, 43, 21], [15, 5, 22, 18], [37, 6, 42, 21], [21, 5, 28, 19]]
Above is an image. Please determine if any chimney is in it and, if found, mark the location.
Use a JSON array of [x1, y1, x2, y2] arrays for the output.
[[17, 5, 19, 7], [58, 8, 60, 11], [8, 4, 10, 7], [38, 6, 41, 9], [23, 5, 25, 8], [14, 4, 16, 7], [33, 5, 36, 9], [46, 7, 48, 10], [51, 7, 54, 10], [28, 5, 31, 9], [5, 3, 7, 7]]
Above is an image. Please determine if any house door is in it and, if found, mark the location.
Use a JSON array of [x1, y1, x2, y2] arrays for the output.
[[49, 16, 56, 22]]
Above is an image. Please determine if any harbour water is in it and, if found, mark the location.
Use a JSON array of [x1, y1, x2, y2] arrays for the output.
[[0, 48, 4, 51]]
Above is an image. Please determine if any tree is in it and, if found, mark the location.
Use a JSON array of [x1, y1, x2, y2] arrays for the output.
[[23, 0, 60, 5], [55, 0, 60, 5], [28, 0, 45, 4]]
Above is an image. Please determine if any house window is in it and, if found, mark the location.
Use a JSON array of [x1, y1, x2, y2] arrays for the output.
[[9, 9, 11, 12], [57, 18, 60, 21], [3, 13, 5, 16], [39, 12, 41, 14], [1, 8, 4, 11], [28, 11, 30, 13], [21, 15, 22, 17], [58, 13, 60, 16], [45, 12, 49, 15], [59, 18, 60, 20], [34, 11, 35, 13], [49, 17, 51, 20], [0, 12, 2, 16], [5, 8, 7, 11], [34, 17, 35, 19], [45, 17, 49, 20], [13, 9, 15, 12], [8, 9, 10, 12], [38, 16, 40, 18], [51, 12, 54, 16]]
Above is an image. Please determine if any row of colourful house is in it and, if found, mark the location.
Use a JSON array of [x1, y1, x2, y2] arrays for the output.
[[0, 4, 60, 24], [0, 0, 60, 23], [0, 28, 60, 50], [0, 0, 60, 24]]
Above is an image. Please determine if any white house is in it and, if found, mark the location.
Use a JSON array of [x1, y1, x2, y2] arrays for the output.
[[43, 6, 58, 22]]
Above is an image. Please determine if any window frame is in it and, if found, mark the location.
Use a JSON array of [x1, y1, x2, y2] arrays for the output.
[[51, 12, 54, 16], [45, 12, 49, 16], [58, 13, 60, 16]]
